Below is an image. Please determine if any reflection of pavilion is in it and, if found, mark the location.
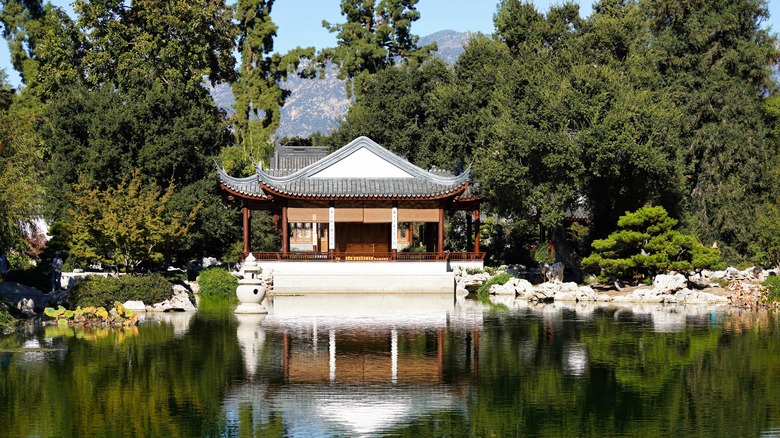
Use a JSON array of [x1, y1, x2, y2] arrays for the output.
[[227, 295, 484, 436], [261, 295, 484, 384], [224, 295, 482, 436]]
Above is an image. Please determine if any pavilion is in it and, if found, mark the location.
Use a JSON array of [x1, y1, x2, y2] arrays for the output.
[[218, 136, 483, 293]]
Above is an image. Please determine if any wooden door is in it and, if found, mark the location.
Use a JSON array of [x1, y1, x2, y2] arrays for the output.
[[336, 223, 390, 254]]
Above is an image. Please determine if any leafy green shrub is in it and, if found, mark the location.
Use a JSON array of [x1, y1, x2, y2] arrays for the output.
[[0, 298, 18, 329], [582, 206, 719, 283], [197, 267, 238, 299], [476, 272, 513, 298], [761, 276, 780, 302], [70, 274, 173, 308]]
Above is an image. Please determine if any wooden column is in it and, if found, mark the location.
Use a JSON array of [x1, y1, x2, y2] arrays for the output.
[[282, 205, 289, 255], [438, 206, 444, 259], [328, 203, 335, 260], [408, 223, 414, 249], [466, 211, 473, 253], [391, 202, 398, 260], [473, 209, 481, 254], [242, 206, 250, 255]]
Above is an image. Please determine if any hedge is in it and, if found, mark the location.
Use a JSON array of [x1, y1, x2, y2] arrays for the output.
[[69, 274, 173, 308], [197, 268, 238, 299]]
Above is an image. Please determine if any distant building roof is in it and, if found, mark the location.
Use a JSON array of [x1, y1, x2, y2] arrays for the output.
[[272, 145, 329, 173]]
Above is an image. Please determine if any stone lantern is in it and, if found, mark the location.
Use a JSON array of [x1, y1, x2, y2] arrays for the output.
[[235, 253, 268, 314]]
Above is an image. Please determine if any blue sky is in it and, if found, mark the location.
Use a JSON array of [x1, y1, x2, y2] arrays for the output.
[[1, 0, 779, 88]]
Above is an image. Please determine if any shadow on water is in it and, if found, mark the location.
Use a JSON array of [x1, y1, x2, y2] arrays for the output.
[[1, 294, 779, 437]]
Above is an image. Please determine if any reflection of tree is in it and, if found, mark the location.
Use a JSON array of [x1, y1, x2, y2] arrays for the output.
[[0, 316, 243, 437], [388, 309, 780, 437]]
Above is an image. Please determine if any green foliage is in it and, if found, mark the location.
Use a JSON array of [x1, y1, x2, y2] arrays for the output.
[[317, 0, 435, 97], [582, 206, 719, 282], [66, 170, 199, 272], [69, 274, 174, 308], [0, 85, 45, 254], [197, 267, 238, 299], [476, 272, 513, 299], [0, 297, 18, 329], [761, 276, 780, 303]]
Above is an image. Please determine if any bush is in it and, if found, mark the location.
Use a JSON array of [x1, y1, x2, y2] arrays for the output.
[[761, 275, 780, 302], [476, 272, 513, 298], [70, 274, 173, 308], [0, 298, 19, 329], [197, 267, 238, 299], [582, 206, 719, 283]]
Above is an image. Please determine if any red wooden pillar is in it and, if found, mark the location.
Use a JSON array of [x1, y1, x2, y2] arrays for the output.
[[438, 206, 444, 259], [466, 211, 473, 253], [474, 209, 481, 254], [282, 205, 289, 255], [242, 206, 250, 255]]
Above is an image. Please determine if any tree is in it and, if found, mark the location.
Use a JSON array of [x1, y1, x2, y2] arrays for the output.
[[231, 0, 313, 164], [644, 0, 780, 260], [317, 0, 435, 96], [326, 58, 470, 169], [0, 74, 45, 255], [0, 0, 82, 99], [582, 206, 719, 283], [73, 0, 236, 95], [67, 170, 199, 272]]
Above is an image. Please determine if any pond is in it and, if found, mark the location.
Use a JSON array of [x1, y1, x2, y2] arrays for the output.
[[1, 294, 779, 437]]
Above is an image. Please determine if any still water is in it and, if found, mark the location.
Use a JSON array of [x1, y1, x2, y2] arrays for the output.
[[1, 294, 779, 437]]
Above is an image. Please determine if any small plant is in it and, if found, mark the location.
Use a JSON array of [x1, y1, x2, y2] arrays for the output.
[[476, 272, 513, 299], [761, 276, 780, 303], [465, 267, 484, 275], [198, 267, 238, 299], [44, 302, 138, 327]]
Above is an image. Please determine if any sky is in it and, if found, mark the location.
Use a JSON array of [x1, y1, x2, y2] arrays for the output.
[[1, 0, 779, 89]]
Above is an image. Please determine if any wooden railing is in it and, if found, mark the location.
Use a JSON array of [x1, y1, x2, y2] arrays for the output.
[[244, 251, 485, 262]]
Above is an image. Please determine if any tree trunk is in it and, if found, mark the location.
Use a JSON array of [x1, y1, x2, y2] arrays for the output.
[[551, 225, 583, 283]]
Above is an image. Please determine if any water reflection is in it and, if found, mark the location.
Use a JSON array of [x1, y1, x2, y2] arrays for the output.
[[1, 296, 779, 437], [223, 294, 480, 436]]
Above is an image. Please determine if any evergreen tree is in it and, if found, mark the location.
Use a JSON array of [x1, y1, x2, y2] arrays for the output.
[[318, 0, 436, 96], [645, 0, 779, 260], [231, 0, 313, 165]]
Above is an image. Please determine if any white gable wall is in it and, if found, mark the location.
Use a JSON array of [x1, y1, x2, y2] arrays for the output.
[[310, 147, 413, 178]]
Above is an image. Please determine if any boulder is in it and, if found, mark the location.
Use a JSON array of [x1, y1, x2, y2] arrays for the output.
[[16, 298, 35, 318], [576, 286, 596, 302], [148, 286, 196, 312], [123, 301, 146, 312], [540, 262, 565, 283], [653, 273, 687, 293]]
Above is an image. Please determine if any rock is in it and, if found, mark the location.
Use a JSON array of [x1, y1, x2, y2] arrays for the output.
[[725, 267, 741, 280], [595, 293, 612, 302], [489, 283, 515, 295], [202, 257, 220, 268], [148, 286, 196, 312], [123, 301, 146, 312], [16, 298, 35, 318], [576, 286, 596, 302], [513, 279, 535, 297], [540, 262, 565, 283], [653, 273, 687, 293], [554, 291, 579, 302], [461, 272, 491, 293], [759, 269, 778, 283]]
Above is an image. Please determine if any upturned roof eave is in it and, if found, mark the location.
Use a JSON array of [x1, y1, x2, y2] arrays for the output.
[[257, 180, 471, 201]]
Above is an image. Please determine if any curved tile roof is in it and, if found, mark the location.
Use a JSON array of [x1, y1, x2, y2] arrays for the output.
[[218, 137, 477, 201], [217, 167, 269, 199]]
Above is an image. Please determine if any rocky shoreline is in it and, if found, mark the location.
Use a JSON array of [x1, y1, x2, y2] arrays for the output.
[[455, 265, 779, 309]]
